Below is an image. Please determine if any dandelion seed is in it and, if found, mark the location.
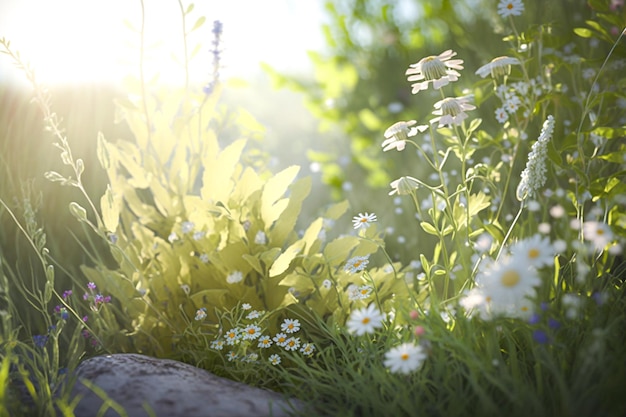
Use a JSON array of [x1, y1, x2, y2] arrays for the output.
[[346, 304, 385, 335], [352, 212, 377, 229], [344, 255, 370, 274], [475, 56, 521, 79], [497, 0, 525, 18], [384, 342, 427, 374], [269, 354, 281, 365], [406, 50, 464, 94], [281, 318, 301, 334]]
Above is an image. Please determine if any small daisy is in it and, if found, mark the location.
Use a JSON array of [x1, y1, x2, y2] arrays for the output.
[[382, 121, 428, 152], [504, 95, 522, 113], [199, 253, 210, 264], [226, 271, 244, 284], [497, 0, 524, 18], [430, 96, 476, 128], [168, 232, 178, 243], [346, 304, 385, 335], [510, 235, 554, 268], [583, 221, 614, 251], [194, 307, 207, 321], [257, 335, 273, 349], [193, 231, 205, 241], [246, 310, 261, 319], [384, 342, 427, 374], [322, 279, 333, 289], [273, 332, 288, 347], [269, 354, 281, 365], [344, 255, 370, 274], [241, 303, 252, 310], [210, 339, 225, 350], [352, 212, 377, 230], [300, 343, 316, 356], [476, 256, 541, 312], [475, 56, 521, 79], [389, 176, 421, 196], [281, 318, 301, 334], [242, 324, 262, 340], [226, 351, 238, 362], [283, 337, 301, 351], [406, 50, 464, 94], [224, 328, 241, 345]]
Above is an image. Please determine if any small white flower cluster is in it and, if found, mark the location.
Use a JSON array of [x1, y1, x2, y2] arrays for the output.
[[492, 77, 545, 124], [209, 313, 316, 367], [461, 235, 554, 320], [516, 115, 555, 200]]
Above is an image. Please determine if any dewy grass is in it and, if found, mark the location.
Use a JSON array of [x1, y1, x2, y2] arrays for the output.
[[1, 1, 626, 416]]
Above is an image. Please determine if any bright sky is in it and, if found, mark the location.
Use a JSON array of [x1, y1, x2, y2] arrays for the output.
[[0, 0, 325, 86]]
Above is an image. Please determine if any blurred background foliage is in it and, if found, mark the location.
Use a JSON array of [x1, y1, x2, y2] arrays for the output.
[[263, 0, 615, 262]]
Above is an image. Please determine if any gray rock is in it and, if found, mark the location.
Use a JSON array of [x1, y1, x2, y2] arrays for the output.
[[68, 353, 305, 417]]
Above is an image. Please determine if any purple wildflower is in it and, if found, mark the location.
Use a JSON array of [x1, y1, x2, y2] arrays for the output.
[[33, 334, 48, 348]]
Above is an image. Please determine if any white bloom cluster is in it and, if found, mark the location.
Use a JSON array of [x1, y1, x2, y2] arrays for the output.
[[516, 115, 555, 200]]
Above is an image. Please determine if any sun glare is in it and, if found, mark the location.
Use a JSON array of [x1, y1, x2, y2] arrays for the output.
[[0, 0, 323, 86]]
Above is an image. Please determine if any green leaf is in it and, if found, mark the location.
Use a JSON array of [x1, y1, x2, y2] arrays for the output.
[[101, 185, 120, 232], [185, 3, 195, 14], [420, 221, 439, 236], [574, 28, 593, 38], [201, 139, 246, 202], [190, 16, 206, 33], [242, 254, 264, 275], [270, 240, 305, 277]]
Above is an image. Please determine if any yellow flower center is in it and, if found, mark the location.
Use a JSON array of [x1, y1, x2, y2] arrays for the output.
[[528, 248, 540, 259], [507, 3, 513, 9], [401, 353, 410, 361], [362, 317, 371, 324], [597, 229, 605, 236], [501, 270, 521, 287], [248, 329, 255, 334]]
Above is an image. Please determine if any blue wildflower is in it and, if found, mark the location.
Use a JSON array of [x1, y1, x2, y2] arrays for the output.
[[33, 334, 48, 348]]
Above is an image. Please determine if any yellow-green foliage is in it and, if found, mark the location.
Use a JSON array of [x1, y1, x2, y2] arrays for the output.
[[81, 84, 413, 356]]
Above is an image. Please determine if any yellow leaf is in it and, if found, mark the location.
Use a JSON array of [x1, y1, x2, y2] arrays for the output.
[[269, 240, 305, 277]]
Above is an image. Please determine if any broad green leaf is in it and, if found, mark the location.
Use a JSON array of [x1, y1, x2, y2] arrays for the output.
[[574, 27, 592, 38], [268, 177, 311, 245], [242, 254, 264, 275], [191, 289, 230, 308], [101, 185, 120, 232], [322, 200, 349, 219], [190, 16, 206, 33], [420, 221, 439, 236], [201, 139, 246, 202], [269, 240, 305, 277]]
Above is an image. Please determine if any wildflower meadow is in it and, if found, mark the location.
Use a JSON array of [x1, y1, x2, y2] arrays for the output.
[[1, 0, 626, 416]]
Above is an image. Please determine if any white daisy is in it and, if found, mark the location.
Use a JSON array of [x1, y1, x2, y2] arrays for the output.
[[273, 332, 288, 347], [300, 343, 316, 356], [257, 335, 273, 349], [283, 337, 301, 351], [406, 50, 464, 94], [430, 96, 476, 128], [475, 56, 521, 78], [583, 221, 614, 251], [281, 318, 301, 334], [194, 307, 207, 321], [476, 256, 541, 313], [242, 324, 262, 340], [382, 121, 428, 152], [344, 255, 370, 274], [210, 339, 225, 350], [497, 0, 525, 18], [224, 328, 241, 345], [510, 235, 554, 268], [346, 304, 385, 335], [383, 342, 427, 374], [268, 354, 281, 365], [352, 212, 377, 229]]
